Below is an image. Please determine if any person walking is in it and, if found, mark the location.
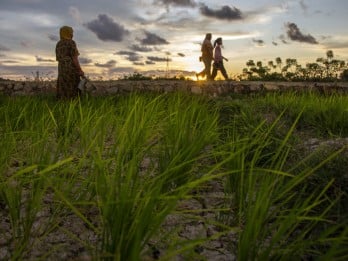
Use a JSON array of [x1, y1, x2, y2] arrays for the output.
[[56, 26, 84, 99], [196, 33, 213, 80], [211, 37, 229, 80]]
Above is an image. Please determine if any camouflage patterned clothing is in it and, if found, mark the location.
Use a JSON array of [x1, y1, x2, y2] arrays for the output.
[[56, 39, 81, 99]]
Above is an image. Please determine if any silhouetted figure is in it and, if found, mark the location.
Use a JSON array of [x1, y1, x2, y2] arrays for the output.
[[211, 37, 229, 80], [56, 26, 84, 99], [196, 33, 213, 80]]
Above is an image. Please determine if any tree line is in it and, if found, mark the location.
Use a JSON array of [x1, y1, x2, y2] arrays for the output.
[[241, 50, 348, 82]]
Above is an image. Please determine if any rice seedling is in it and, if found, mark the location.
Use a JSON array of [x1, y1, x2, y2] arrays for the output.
[[0, 91, 346, 260]]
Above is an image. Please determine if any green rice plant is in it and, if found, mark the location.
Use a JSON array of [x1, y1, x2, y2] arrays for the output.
[[89, 93, 220, 260], [220, 107, 347, 260], [157, 94, 218, 190], [0, 164, 48, 259], [257, 92, 348, 137], [1, 91, 347, 260]]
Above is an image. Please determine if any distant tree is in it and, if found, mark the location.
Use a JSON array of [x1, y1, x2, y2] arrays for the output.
[[315, 50, 346, 80], [305, 62, 323, 80], [240, 50, 348, 81], [341, 69, 348, 81], [243, 60, 258, 80], [326, 50, 334, 63], [123, 72, 151, 80], [275, 57, 282, 72], [268, 61, 276, 71]]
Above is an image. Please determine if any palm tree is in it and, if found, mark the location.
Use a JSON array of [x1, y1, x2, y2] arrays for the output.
[[326, 50, 334, 63], [275, 57, 282, 72]]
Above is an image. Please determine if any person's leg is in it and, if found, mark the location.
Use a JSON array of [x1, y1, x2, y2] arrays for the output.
[[211, 65, 217, 80], [220, 63, 229, 80], [203, 59, 212, 80]]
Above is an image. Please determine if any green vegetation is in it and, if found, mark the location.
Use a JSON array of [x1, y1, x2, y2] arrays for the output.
[[0, 92, 347, 260], [242, 50, 348, 81]]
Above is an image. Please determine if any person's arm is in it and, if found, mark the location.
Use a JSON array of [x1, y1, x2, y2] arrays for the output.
[[72, 55, 84, 76], [70, 40, 84, 76]]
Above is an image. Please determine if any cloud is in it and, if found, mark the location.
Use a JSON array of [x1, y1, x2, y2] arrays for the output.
[[285, 22, 318, 44], [199, 4, 243, 20], [84, 14, 129, 42], [48, 34, 59, 42], [0, 44, 11, 52], [130, 44, 153, 52], [177, 53, 185, 57], [324, 41, 348, 49], [155, 0, 196, 7], [108, 67, 134, 74], [147, 56, 171, 62], [252, 38, 265, 47], [1, 60, 19, 64], [279, 34, 290, 44], [20, 41, 32, 48], [94, 60, 117, 68], [79, 57, 93, 64], [146, 60, 156, 65], [35, 55, 55, 62], [299, 0, 308, 13], [0, 64, 56, 80], [140, 31, 169, 45], [272, 41, 278, 46], [116, 51, 142, 62], [69, 6, 82, 24]]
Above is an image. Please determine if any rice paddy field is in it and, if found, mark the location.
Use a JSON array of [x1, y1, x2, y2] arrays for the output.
[[0, 91, 347, 260]]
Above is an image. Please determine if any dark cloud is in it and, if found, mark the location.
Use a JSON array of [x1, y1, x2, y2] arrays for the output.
[[155, 0, 196, 7], [285, 22, 318, 44], [0, 44, 11, 52], [35, 55, 55, 62], [116, 51, 142, 62], [272, 41, 278, 46], [200, 4, 243, 20], [79, 57, 93, 64], [84, 14, 129, 42], [177, 53, 185, 57], [279, 34, 290, 44], [108, 67, 134, 74], [140, 31, 169, 45], [48, 34, 59, 42], [147, 56, 171, 62], [130, 44, 153, 52], [252, 38, 265, 47], [1, 60, 19, 64], [94, 60, 117, 68], [133, 62, 145, 66], [20, 41, 31, 48], [146, 60, 156, 65]]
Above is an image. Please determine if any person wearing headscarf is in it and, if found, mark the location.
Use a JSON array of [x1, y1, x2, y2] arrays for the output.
[[211, 37, 229, 80], [196, 33, 213, 80], [55, 26, 84, 99]]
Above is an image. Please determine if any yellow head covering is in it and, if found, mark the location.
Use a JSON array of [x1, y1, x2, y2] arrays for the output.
[[59, 26, 73, 40]]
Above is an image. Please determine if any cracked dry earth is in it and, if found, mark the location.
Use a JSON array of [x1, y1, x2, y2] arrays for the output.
[[1, 138, 347, 260], [0, 179, 236, 260]]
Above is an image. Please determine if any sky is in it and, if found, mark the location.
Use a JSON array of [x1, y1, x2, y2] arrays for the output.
[[0, 0, 348, 80]]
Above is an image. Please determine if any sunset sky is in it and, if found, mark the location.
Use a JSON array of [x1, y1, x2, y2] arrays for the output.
[[0, 0, 347, 80]]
